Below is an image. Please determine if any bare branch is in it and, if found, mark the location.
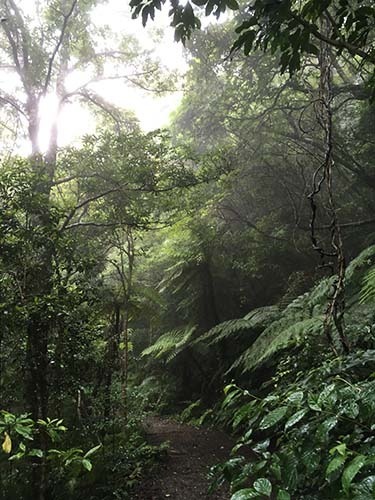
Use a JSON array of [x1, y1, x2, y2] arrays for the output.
[[43, 0, 78, 94], [218, 204, 288, 242], [74, 90, 123, 132], [60, 187, 120, 231], [0, 92, 26, 116]]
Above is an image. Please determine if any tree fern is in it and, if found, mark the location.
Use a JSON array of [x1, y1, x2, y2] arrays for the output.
[[229, 316, 324, 373], [360, 266, 375, 303], [197, 306, 279, 346], [226, 246, 375, 373], [345, 245, 375, 306], [141, 325, 197, 363]]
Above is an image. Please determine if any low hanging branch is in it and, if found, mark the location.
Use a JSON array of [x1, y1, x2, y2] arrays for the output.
[[308, 18, 350, 354]]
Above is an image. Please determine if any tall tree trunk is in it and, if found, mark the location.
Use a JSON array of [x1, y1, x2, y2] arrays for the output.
[[25, 93, 56, 499], [121, 310, 130, 421]]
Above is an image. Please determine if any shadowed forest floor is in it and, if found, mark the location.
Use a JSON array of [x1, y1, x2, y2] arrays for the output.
[[134, 417, 233, 499]]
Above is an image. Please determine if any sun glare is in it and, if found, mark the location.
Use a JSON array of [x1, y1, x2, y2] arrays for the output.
[[13, 0, 187, 155]]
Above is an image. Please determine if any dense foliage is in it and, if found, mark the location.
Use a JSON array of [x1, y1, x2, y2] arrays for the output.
[[0, 1, 374, 499]]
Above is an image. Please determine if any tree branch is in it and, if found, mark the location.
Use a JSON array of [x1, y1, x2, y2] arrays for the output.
[[43, 0, 78, 94], [292, 11, 375, 64]]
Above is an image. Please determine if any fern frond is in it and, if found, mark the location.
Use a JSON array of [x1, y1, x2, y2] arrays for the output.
[[360, 266, 375, 304], [345, 245, 375, 282], [141, 325, 197, 363], [197, 306, 279, 346], [229, 316, 324, 374]]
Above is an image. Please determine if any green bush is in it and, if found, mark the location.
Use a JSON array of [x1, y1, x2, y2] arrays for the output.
[[210, 348, 375, 499]]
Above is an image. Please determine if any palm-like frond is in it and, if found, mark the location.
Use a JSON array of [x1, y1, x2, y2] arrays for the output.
[[227, 246, 375, 373], [197, 306, 279, 346], [141, 325, 197, 363], [360, 266, 375, 304], [229, 316, 324, 374]]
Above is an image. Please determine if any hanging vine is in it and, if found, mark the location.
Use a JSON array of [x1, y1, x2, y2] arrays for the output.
[[308, 17, 350, 354]]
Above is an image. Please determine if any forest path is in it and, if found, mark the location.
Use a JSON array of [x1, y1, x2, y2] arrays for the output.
[[134, 416, 233, 500]]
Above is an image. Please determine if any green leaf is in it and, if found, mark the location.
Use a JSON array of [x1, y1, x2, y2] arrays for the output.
[[342, 401, 359, 419], [276, 491, 291, 500], [316, 416, 337, 441], [253, 478, 272, 496], [84, 444, 102, 459], [287, 391, 304, 404], [233, 403, 254, 428], [259, 407, 288, 430], [326, 455, 346, 477], [243, 31, 256, 56], [308, 395, 321, 412], [342, 455, 366, 493], [329, 443, 347, 456], [231, 489, 260, 499], [282, 452, 298, 490], [29, 448, 43, 458], [82, 459, 92, 471], [252, 439, 270, 453], [317, 384, 337, 407], [354, 475, 375, 497], [14, 425, 33, 440], [284, 409, 307, 430]]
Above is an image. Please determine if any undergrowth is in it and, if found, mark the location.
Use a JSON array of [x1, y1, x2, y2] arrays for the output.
[[176, 246, 375, 499], [210, 343, 375, 499]]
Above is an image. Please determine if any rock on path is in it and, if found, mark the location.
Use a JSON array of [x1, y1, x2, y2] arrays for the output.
[[134, 416, 233, 500]]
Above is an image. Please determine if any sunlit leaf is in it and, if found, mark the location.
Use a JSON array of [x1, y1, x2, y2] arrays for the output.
[[2, 432, 12, 454]]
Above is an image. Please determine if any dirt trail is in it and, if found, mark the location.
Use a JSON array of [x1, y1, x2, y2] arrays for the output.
[[134, 416, 233, 500]]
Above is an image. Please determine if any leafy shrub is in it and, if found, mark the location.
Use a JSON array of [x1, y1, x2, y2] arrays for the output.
[[72, 430, 168, 500], [210, 348, 375, 499], [0, 411, 101, 499]]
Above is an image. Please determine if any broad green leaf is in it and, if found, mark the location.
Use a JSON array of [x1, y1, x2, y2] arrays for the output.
[[253, 478, 272, 496], [233, 403, 254, 428], [259, 407, 288, 430], [282, 452, 298, 490], [342, 401, 359, 419], [231, 488, 259, 500], [308, 396, 321, 412], [276, 491, 291, 500], [353, 475, 375, 498], [8, 452, 24, 461], [14, 425, 33, 440], [326, 455, 346, 477], [303, 450, 321, 474], [287, 391, 304, 404], [317, 384, 337, 407], [82, 458, 92, 471], [342, 455, 366, 493], [329, 443, 347, 456], [316, 417, 337, 441], [285, 409, 307, 430]]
